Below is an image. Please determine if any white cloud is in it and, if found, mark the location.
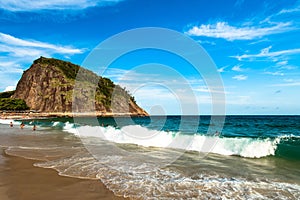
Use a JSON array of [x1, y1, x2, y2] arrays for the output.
[[0, 32, 85, 64], [0, 72, 19, 91], [264, 71, 284, 76], [280, 65, 296, 70], [270, 78, 300, 87], [260, 46, 272, 54], [274, 60, 297, 70], [232, 64, 243, 72], [279, 6, 300, 14], [276, 60, 288, 66], [133, 85, 199, 115], [0, 61, 17, 68], [197, 40, 216, 45], [4, 85, 16, 92], [186, 21, 292, 41], [0, 33, 84, 55], [232, 47, 300, 61], [0, 0, 123, 11], [0, 61, 23, 73], [217, 66, 228, 73], [271, 82, 300, 87], [0, 32, 85, 93], [232, 75, 248, 81], [0, 44, 49, 58], [194, 86, 228, 95], [234, 0, 245, 8], [101, 68, 226, 114], [249, 38, 270, 45], [100, 67, 131, 82]]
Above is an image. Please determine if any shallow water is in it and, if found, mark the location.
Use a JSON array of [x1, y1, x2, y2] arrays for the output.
[[1, 116, 300, 199]]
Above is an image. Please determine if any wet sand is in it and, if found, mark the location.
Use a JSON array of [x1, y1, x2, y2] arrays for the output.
[[0, 149, 125, 200]]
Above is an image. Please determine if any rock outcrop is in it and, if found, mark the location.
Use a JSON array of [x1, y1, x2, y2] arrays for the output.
[[12, 57, 148, 116]]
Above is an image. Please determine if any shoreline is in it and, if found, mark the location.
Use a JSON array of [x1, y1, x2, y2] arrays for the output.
[[0, 148, 126, 200], [0, 111, 148, 120]]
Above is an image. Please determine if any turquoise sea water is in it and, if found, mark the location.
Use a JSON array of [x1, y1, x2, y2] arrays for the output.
[[0, 115, 300, 199]]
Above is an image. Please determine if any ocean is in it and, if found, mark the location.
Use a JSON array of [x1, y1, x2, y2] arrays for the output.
[[0, 115, 300, 199]]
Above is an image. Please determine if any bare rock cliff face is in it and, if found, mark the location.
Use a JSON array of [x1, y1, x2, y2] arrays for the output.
[[12, 57, 148, 116], [13, 62, 72, 112]]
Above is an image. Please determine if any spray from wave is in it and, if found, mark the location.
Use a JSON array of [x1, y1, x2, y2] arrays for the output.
[[0, 119, 21, 125], [0, 119, 294, 158], [62, 123, 280, 158], [1, 118, 299, 199]]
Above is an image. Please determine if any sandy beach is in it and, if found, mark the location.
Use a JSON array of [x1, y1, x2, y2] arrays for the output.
[[0, 115, 300, 199], [0, 148, 125, 200], [0, 112, 147, 120]]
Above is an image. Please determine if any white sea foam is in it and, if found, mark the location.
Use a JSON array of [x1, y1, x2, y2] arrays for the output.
[[62, 123, 281, 158], [52, 121, 62, 127], [35, 151, 300, 200], [2, 119, 298, 199], [62, 122, 78, 134], [188, 135, 280, 158], [0, 119, 20, 125]]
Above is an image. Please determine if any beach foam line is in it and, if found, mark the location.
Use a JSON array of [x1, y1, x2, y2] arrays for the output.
[[35, 150, 300, 199], [0, 119, 21, 125], [1, 118, 283, 159], [63, 123, 281, 158]]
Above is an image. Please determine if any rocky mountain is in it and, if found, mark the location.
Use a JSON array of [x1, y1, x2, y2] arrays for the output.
[[11, 57, 148, 116]]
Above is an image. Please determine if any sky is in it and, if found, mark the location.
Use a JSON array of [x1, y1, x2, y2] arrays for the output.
[[0, 0, 299, 115]]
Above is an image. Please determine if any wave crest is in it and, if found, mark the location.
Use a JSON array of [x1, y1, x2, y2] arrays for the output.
[[63, 123, 280, 158]]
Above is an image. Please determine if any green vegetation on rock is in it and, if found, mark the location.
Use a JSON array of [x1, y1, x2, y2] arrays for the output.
[[0, 98, 29, 111], [34, 56, 80, 80], [0, 90, 29, 111], [0, 90, 15, 98], [33, 57, 133, 111], [34, 56, 99, 83], [10, 56, 147, 115]]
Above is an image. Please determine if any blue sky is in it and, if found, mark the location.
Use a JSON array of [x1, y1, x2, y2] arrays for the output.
[[0, 0, 299, 115]]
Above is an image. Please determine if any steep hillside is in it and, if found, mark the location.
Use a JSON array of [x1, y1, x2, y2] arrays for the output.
[[12, 57, 148, 116]]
